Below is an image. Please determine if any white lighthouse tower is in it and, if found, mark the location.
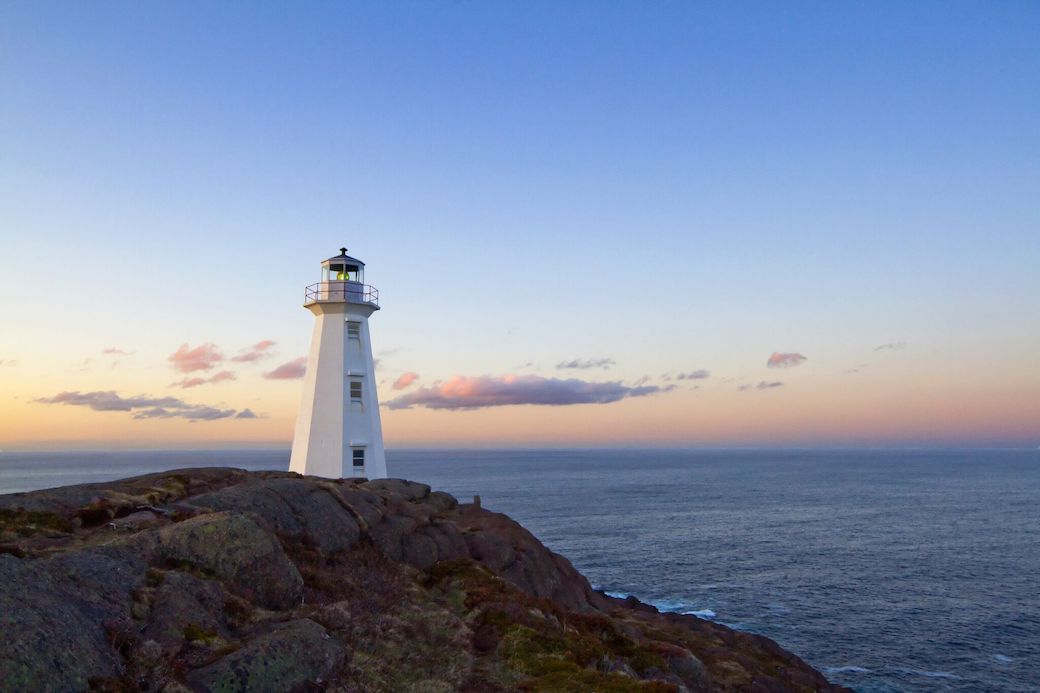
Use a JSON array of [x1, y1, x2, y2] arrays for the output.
[[289, 248, 388, 480]]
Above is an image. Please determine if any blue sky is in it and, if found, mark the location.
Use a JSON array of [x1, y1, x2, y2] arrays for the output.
[[1, 2, 1038, 448]]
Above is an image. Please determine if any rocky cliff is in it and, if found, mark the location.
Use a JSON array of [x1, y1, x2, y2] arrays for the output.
[[0, 468, 848, 692]]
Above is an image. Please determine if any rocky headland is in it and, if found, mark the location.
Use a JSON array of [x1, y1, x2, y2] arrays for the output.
[[0, 468, 848, 692]]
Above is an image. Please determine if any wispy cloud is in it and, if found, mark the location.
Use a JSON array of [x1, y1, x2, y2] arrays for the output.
[[169, 343, 224, 373], [766, 352, 807, 369], [393, 371, 419, 390], [556, 357, 616, 370], [874, 341, 907, 352], [263, 357, 307, 380], [675, 369, 710, 381], [0, 359, 15, 367], [102, 348, 133, 356], [235, 408, 261, 419], [387, 374, 668, 410], [171, 370, 237, 389], [738, 381, 785, 392], [231, 340, 276, 363], [35, 390, 246, 421]]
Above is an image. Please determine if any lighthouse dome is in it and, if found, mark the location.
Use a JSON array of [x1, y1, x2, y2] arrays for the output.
[[323, 248, 365, 268]]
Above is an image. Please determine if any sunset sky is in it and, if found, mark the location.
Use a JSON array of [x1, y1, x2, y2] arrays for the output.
[[1, 2, 1038, 450]]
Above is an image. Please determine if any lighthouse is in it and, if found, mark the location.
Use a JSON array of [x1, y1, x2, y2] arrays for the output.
[[289, 248, 388, 480]]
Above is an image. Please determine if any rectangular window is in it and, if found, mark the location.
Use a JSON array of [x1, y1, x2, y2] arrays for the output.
[[347, 321, 362, 354], [352, 448, 365, 468], [349, 381, 363, 402]]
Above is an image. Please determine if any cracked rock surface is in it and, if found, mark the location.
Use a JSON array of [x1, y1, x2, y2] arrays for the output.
[[0, 468, 849, 692]]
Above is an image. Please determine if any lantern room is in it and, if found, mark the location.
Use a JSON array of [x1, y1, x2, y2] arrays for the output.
[[321, 248, 365, 284], [305, 247, 379, 307]]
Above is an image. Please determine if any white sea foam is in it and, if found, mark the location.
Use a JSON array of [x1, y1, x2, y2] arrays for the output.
[[994, 654, 1013, 663], [647, 598, 687, 612], [824, 666, 872, 674], [600, 591, 714, 618], [902, 669, 961, 680], [603, 590, 630, 599]]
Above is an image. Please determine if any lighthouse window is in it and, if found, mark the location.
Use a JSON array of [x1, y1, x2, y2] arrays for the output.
[[352, 449, 365, 468], [350, 381, 363, 402], [347, 321, 361, 340]]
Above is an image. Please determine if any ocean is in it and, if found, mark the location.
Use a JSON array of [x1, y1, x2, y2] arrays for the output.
[[1, 448, 1036, 692]]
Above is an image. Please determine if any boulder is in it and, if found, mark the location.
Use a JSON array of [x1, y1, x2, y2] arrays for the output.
[[0, 548, 146, 691], [154, 512, 303, 609], [185, 619, 343, 692]]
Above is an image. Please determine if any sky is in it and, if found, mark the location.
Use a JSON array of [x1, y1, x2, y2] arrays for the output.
[[1, 1, 1038, 450]]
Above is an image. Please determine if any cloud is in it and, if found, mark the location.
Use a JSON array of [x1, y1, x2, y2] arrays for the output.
[[35, 390, 245, 421], [386, 374, 667, 410], [235, 408, 260, 419], [169, 343, 224, 373], [0, 359, 14, 367], [132, 406, 235, 421], [874, 341, 906, 352], [393, 372, 420, 390], [738, 381, 785, 392], [675, 369, 710, 381], [263, 357, 307, 380], [102, 348, 132, 356], [231, 340, 277, 363], [171, 370, 237, 389], [556, 357, 616, 370], [766, 352, 807, 369]]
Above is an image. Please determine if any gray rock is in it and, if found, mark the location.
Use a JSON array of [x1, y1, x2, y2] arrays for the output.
[[189, 482, 305, 539], [155, 512, 303, 609], [0, 548, 146, 692], [185, 618, 343, 693], [264, 478, 361, 553], [143, 571, 231, 646], [362, 478, 431, 501], [668, 648, 712, 692]]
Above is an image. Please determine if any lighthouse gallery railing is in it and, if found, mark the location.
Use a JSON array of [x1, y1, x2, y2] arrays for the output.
[[304, 282, 379, 306]]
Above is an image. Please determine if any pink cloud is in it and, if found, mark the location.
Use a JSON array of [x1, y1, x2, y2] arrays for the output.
[[263, 357, 307, 380], [393, 372, 420, 390], [387, 374, 667, 410], [766, 352, 807, 369], [210, 370, 236, 383], [169, 343, 224, 373], [102, 347, 132, 356], [171, 370, 237, 389], [231, 340, 277, 363]]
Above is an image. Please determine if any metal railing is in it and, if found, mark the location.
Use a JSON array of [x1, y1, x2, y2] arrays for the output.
[[304, 282, 379, 306]]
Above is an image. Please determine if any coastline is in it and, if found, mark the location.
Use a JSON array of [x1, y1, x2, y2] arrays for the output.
[[0, 466, 848, 692]]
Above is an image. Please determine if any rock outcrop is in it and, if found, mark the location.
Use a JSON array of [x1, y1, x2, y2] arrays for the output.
[[0, 468, 848, 692]]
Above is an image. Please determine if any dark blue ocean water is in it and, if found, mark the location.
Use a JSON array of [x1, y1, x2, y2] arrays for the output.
[[1, 448, 1037, 692]]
